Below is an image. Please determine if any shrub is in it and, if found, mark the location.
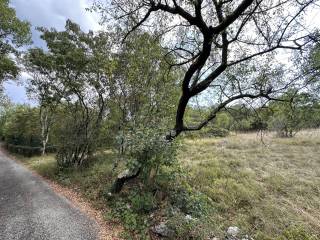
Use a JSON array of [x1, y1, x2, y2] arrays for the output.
[[108, 194, 150, 239], [130, 192, 156, 214], [169, 186, 210, 218], [185, 127, 229, 138], [206, 127, 229, 137], [2, 105, 41, 147], [54, 106, 100, 168], [6, 144, 41, 157], [122, 125, 179, 184], [276, 226, 316, 240], [6, 143, 56, 157]]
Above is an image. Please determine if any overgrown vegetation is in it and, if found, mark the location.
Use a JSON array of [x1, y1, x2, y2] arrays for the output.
[[0, 0, 320, 239], [13, 130, 320, 239]]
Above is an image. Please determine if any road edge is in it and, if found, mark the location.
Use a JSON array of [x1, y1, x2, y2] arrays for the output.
[[0, 147, 122, 240]]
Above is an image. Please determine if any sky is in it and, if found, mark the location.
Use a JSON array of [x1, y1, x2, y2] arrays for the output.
[[4, 0, 100, 104]]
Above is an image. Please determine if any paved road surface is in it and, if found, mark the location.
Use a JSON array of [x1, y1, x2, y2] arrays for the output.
[[0, 150, 99, 240]]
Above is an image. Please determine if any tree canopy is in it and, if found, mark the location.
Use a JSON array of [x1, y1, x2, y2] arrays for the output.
[[0, 0, 31, 83], [93, 0, 319, 139]]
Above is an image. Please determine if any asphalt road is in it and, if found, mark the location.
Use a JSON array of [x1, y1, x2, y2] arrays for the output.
[[0, 150, 99, 240]]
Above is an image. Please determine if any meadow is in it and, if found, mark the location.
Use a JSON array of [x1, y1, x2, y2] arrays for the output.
[[16, 130, 320, 239], [180, 130, 320, 239]]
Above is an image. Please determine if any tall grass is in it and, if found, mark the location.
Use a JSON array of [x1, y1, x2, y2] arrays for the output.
[[179, 130, 320, 239], [16, 130, 320, 239]]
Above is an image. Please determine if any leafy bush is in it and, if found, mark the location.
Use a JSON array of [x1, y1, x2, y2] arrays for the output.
[[6, 143, 56, 157], [53, 106, 100, 168], [206, 127, 229, 137], [130, 192, 156, 214], [122, 125, 179, 184], [2, 105, 41, 147], [108, 194, 150, 239], [185, 127, 229, 138], [169, 185, 210, 218], [6, 144, 41, 157]]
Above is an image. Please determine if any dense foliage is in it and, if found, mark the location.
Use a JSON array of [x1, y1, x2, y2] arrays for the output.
[[0, 0, 320, 239], [1, 105, 40, 146], [0, 0, 31, 83]]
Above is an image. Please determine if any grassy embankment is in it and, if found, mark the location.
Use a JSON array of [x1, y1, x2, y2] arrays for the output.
[[16, 130, 320, 239]]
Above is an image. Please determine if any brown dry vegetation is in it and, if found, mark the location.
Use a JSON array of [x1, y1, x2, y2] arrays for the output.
[[14, 129, 320, 239], [179, 129, 320, 238]]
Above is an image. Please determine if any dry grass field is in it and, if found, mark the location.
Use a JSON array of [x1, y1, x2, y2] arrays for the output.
[[15, 129, 320, 239], [179, 129, 320, 239]]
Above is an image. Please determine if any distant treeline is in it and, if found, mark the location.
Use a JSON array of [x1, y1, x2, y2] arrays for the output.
[[1, 92, 319, 156], [185, 93, 320, 137]]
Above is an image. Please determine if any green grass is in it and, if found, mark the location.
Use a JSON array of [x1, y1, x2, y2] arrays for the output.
[[17, 154, 58, 179], [179, 130, 320, 239], [15, 130, 320, 239]]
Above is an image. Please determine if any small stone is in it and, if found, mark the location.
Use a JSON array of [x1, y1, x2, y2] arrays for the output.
[[206, 232, 219, 240], [241, 235, 254, 240], [152, 222, 175, 238], [241, 234, 249, 240], [118, 169, 130, 178], [227, 226, 240, 237]]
